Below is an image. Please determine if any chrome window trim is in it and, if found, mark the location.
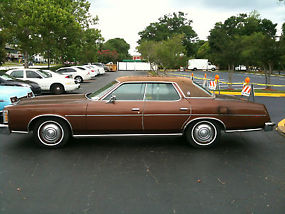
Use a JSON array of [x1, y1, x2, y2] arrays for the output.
[[27, 114, 73, 134], [100, 81, 182, 102]]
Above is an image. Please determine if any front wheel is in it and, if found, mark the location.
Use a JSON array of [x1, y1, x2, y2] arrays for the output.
[[34, 118, 70, 148], [186, 120, 220, 148]]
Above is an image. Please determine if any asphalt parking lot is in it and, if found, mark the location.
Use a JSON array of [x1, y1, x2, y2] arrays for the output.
[[1, 71, 285, 214]]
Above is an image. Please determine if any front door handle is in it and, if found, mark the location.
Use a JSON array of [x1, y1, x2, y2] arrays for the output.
[[132, 108, 140, 111], [180, 107, 189, 111]]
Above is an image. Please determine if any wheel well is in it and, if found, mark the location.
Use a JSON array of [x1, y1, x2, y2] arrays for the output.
[[28, 115, 73, 134], [183, 118, 226, 133]]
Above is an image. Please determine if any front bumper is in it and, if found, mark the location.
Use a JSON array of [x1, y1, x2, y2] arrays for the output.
[[264, 122, 275, 131], [0, 124, 10, 135]]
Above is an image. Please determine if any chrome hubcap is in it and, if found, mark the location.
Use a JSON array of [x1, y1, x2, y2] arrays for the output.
[[192, 123, 216, 145], [39, 122, 63, 145]]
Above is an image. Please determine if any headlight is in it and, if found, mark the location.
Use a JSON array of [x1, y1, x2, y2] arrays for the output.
[[10, 96, 18, 103], [3, 110, 8, 124]]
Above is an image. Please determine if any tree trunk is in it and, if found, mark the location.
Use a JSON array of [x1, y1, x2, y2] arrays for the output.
[[48, 50, 50, 69], [228, 64, 233, 89], [24, 51, 28, 68], [266, 63, 272, 89]]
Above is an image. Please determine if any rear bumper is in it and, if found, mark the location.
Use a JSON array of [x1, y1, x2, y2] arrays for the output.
[[225, 122, 275, 133], [0, 124, 10, 135], [264, 122, 275, 131]]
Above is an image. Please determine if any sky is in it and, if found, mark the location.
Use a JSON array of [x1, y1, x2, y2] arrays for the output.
[[89, 0, 285, 55]]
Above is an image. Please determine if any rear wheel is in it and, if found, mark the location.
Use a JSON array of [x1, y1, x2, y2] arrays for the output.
[[51, 84, 64, 95], [186, 120, 220, 148], [75, 76, 83, 83], [33, 118, 70, 148]]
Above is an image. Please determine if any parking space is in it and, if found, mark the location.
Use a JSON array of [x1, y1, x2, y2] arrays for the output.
[[1, 70, 285, 213]]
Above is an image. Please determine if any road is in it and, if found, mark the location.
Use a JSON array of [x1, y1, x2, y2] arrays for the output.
[[169, 70, 285, 90], [0, 71, 285, 214]]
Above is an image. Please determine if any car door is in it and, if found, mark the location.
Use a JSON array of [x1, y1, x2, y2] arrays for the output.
[[86, 83, 146, 134], [25, 70, 49, 90], [143, 83, 191, 133]]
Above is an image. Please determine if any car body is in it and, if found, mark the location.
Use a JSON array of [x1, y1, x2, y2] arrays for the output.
[[0, 76, 274, 148], [91, 63, 106, 74], [56, 67, 92, 83], [0, 85, 34, 124], [93, 63, 110, 72], [0, 73, 42, 95], [42, 70, 80, 94], [6, 69, 79, 95], [80, 65, 99, 77]]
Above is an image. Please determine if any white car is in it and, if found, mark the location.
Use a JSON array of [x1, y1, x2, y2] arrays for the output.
[[72, 66, 98, 78], [80, 65, 100, 77], [91, 64, 105, 75], [56, 67, 92, 83], [6, 69, 80, 95]]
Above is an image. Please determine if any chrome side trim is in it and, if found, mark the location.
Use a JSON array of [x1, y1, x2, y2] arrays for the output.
[[144, 114, 191, 116], [27, 114, 73, 134], [183, 117, 227, 131], [65, 115, 85, 117], [225, 128, 263, 133], [73, 133, 183, 138], [11, 130, 29, 134]]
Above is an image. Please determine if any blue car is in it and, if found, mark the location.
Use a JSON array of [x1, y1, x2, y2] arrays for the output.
[[0, 85, 34, 123]]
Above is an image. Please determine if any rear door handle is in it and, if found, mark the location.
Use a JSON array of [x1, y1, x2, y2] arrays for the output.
[[180, 108, 189, 111], [132, 108, 140, 111]]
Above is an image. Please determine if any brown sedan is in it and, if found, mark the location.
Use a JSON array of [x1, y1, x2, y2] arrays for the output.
[[0, 76, 275, 148]]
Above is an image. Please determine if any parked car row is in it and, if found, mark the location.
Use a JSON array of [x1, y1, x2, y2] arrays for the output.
[[0, 64, 107, 118]]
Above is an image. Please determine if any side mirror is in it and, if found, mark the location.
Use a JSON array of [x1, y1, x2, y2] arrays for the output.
[[107, 95, 116, 104]]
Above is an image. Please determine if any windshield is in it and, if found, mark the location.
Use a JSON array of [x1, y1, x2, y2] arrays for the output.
[[38, 70, 52, 78], [87, 81, 118, 100], [0, 73, 16, 80]]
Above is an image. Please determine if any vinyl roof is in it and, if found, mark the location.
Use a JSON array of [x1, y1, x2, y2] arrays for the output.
[[116, 76, 212, 97]]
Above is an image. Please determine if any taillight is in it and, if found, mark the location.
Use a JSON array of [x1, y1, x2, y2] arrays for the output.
[[65, 75, 72, 78], [3, 110, 8, 124], [91, 70, 95, 72], [27, 92, 34, 98], [10, 96, 18, 103]]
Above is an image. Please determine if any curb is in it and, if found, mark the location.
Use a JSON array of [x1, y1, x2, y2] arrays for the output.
[[276, 119, 285, 137]]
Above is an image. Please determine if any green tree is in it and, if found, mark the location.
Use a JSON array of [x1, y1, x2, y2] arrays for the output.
[[196, 41, 211, 59], [208, 12, 277, 87], [0, 32, 6, 65], [0, 0, 98, 67], [79, 28, 104, 64], [102, 38, 131, 61], [138, 12, 198, 57], [240, 32, 279, 87], [137, 34, 186, 72]]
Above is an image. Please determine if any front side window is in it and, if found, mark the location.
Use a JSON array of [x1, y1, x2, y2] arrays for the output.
[[104, 83, 146, 101], [10, 70, 23, 78], [145, 83, 180, 101], [26, 70, 42, 78]]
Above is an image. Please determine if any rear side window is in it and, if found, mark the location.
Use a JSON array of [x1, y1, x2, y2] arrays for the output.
[[10, 70, 23, 78], [26, 70, 42, 78], [145, 83, 180, 101]]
